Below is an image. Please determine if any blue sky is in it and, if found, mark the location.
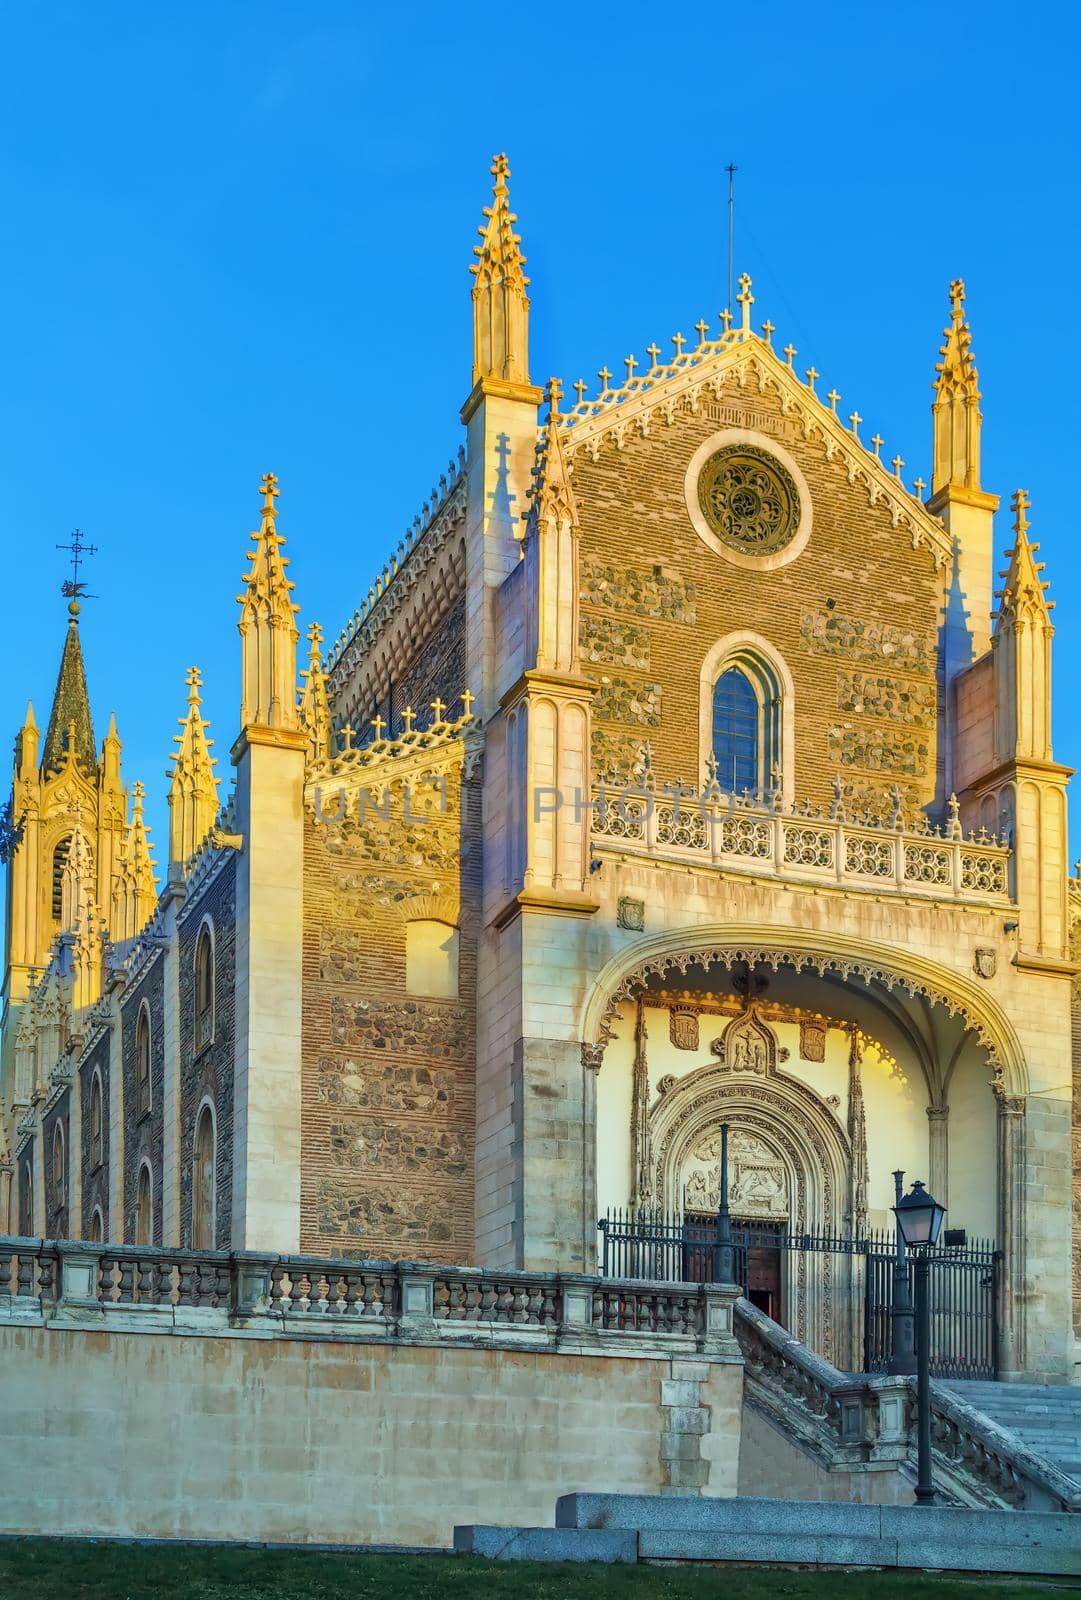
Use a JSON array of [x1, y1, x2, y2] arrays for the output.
[[2, 2, 1079, 877]]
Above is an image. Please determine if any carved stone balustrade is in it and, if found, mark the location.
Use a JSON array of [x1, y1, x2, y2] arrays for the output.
[[592, 790, 1012, 907]]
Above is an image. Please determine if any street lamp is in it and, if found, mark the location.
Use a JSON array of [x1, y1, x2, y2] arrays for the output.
[[893, 1180, 947, 1506]]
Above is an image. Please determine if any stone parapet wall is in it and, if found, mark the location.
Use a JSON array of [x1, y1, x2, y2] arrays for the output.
[[0, 1239, 743, 1548]]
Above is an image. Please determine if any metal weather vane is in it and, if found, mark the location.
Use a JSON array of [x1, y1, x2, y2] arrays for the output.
[[57, 527, 98, 602]]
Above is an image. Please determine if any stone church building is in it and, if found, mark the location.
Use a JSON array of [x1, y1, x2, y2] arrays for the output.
[[2, 156, 1078, 1383]]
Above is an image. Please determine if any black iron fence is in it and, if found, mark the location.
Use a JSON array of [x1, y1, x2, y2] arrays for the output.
[[597, 1208, 999, 1379]]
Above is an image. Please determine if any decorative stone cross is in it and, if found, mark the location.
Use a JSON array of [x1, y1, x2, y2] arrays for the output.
[[783, 343, 796, 367], [597, 366, 612, 392], [761, 319, 775, 346], [914, 476, 926, 498], [547, 376, 563, 413], [259, 471, 279, 509], [460, 689, 475, 718], [720, 308, 733, 333], [370, 714, 386, 740], [624, 354, 638, 381], [401, 706, 416, 733], [672, 332, 685, 357], [430, 697, 447, 724], [805, 366, 819, 393], [339, 723, 356, 753], [827, 389, 841, 413], [848, 410, 862, 438], [646, 342, 661, 368], [891, 454, 904, 479], [694, 319, 709, 344], [573, 378, 587, 405], [871, 432, 884, 458]]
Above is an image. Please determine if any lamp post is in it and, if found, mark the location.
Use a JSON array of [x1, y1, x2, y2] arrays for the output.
[[893, 1179, 947, 1507], [888, 1169, 916, 1375], [713, 1121, 736, 1286]]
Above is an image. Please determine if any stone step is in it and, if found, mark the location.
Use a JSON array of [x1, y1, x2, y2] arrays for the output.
[[457, 1498, 1081, 1577]]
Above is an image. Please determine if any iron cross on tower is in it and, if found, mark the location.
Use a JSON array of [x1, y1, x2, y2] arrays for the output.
[[57, 527, 98, 603]]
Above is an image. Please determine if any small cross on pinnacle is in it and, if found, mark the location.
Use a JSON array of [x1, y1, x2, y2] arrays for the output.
[[547, 376, 563, 415], [891, 454, 905, 479], [737, 273, 754, 331], [461, 689, 475, 719], [597, 366, 612, 393], [260, 472, 280, 512], [871, 432, 884, 458], [573, 378, 587, 405], [370, 713, 386, 740], [185, 665, 203, 704], [401, 706, 416, 733], [827, 389, 841, 413], [430, 697, 447, 724], [1011, 488, 1030, 536], [761, 319, 775, 346], [694, 319, 709, 345], [848, 411, 862, 438], [646, 342, 661, 368], [783, 343, 796, 367], [914, 475, 927, 499], [805, 367, 819, 393], [624, 353, 638, 381], [339, 722, 356, 753], [672, 332, 685, 358], [720, 308, 733, 333]]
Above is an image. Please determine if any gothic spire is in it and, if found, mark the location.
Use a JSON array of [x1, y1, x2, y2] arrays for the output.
[[167, 666, 220, 870], [470, 153, 532, 387], [298, 623, 331, 763], [42, 601, 96, 777], [527, 378, 578, 531], [237, 472, 300, 729], [932, 278, 982, 494], [113, 780, 158, 941], [524, 379, 581, 676], [995, 490, 1053, 631]]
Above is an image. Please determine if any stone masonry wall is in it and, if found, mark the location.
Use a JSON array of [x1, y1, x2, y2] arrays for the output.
[[300, 763, 480, 1259], [571, 375, 943, 814], [120, 955, 164, 1244], [0, 1322, 741, 1546], [80, 1034, 110, 1238], [177, 860, 236, 1249]]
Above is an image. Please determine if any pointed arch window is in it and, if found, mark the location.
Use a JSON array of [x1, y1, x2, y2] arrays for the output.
[[89, 1206, 104, 1244], [135, 1004, 152, 1118], [89, 1071, 104, 1169], [19, 1161, 33, 1237], [192, 1103, 216, 1250], [52, 1122, 65, 1192], [135, 1162, 153, 1246], [708, 650, 785, 801], [194, 925, 214, 1052], [51, 835, 72, 921]]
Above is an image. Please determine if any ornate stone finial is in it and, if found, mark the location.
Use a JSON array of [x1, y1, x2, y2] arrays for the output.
[[694, 319, 709, 346], [572, 377, 587, 405], [672, 332, 685, 358], [830, 772, 847, 822], [259, 472, 279, 515], [947, 792, 962, 839], [1011, 487, 1030, 539], [461, 689, 475, 720], [470, 152, 531, 386], [737, 272, 754, 333], [370, 713, 386, 740], [168, 662, 220, 872], [782, 342, 796, 367], [871, 433, 884, 459], [892, 454, 905, 479], [720, 307, 733, 333], [646, 341, 661, 369], [761, 319, 775, 346], [848, 410, 862, 438], [185, 664, 203, 705], [546, 375, 563, 417], [238, 470, 300, 730], [624, 353, 638, 380], [914, 475, 927, 499], [401, 706, 416, 734], [932, 276, 982, 493], [429, 697, 447, 725], [598, 365, 612, 393], [805, 366, 819, 394], [827, 388, 841, 414]]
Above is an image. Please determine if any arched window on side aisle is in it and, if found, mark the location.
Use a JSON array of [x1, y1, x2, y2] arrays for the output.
[[194, 926, 214, 1051], [136, 1162, 153, 1246], [192, 1104, 216, 1250]]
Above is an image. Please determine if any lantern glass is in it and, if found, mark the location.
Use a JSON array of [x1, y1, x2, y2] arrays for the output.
[[893, 1180, 946, 1247]]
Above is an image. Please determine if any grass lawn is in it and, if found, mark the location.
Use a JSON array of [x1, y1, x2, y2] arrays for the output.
[[0, 1541, 1073, 1600]]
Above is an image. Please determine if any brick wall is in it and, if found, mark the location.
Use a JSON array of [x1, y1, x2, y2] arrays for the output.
[[80, 1034, 110, 1238], [177, 860, 236, 1249], [571, 381, 943, 815], [392, 596, 467, 732], [120, 956, 164, 1243], [300, 761, 480, 1259], [41, 1090, 69, 1238]]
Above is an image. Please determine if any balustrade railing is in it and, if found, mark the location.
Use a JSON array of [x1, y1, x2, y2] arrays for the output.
[[591, 790, 1011, 904], [0, 1237, 737, 1352]]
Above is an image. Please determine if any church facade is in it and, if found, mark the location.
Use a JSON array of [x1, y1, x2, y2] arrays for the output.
[[2, 157, 1078, 1382]]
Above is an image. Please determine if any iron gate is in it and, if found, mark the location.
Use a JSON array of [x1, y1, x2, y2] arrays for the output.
[[598, 1209, 999, 1379]]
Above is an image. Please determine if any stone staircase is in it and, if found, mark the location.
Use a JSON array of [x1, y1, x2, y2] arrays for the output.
[[942, 1381, 1081, 1489]]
